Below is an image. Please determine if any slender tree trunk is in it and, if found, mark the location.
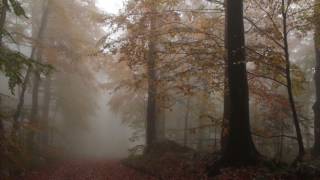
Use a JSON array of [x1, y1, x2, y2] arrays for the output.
[[12, 0, 50, 137], [0, 1, 7, 176], [12, 68, 32, 137], [221, 0, 258, 165], [313, 0, 320, 156], [27, 0, 50, 156], [281, 0, 304, 161], [145, 6, 157, 152]]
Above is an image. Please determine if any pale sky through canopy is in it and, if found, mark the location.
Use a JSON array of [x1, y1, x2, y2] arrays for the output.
[[96, 0, 124, 14]]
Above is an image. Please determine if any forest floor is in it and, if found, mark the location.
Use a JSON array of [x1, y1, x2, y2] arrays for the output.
[[21, 159, 156, 180], [19, 156, 320, 180], [19, 158, 320, 180], [19, 141, 320, 180]]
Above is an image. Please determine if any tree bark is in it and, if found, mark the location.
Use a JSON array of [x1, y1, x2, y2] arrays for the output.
[[221, 68, 230, 152], [313, 0, 320, 156], [221, 0, 258, 165], [281, 0, 304, 161]]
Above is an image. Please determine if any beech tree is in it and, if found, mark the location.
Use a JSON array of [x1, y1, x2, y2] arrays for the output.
[[244, 0, 315, 161], [221, 0, 259, 165]]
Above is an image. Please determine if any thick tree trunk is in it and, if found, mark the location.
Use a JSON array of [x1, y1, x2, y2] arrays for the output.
[[220, 0, 230, 152], [281, 0, 304, 161], [145, 9, 157, 152], [221, 69, 230, 152], [221, 0, 258, 165], [313, 0, 320, 156]]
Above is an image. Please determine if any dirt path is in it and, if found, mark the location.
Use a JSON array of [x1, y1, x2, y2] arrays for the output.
[[22, 160, 156, 180]]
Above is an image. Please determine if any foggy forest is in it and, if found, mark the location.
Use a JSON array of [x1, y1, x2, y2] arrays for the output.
[[1, 0, 320, 179]]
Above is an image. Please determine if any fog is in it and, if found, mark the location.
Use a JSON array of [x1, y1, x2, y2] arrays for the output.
[[59, 93, 132, 159], [1, 0, 320, 179]]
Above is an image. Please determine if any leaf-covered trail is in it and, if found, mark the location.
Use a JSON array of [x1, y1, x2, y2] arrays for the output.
[[22, 160, 156, 180]]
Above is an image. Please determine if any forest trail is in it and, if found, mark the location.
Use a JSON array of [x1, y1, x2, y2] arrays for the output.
[[22, 160, 155, 180]]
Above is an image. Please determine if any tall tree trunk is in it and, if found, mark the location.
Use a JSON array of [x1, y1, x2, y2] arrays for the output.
[[313, 0, 320, 156], [12, 0, 50, 138], [281, 0, 304, 161], [0, 1, 7, 177], [220, 0, 230, 152], [221, 0, 258, 165], [145, 6, 157, 152], [27, 0, 50, 156]]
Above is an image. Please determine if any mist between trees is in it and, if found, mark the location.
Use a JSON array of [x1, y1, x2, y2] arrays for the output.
[[0, 0, 320, 179]]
